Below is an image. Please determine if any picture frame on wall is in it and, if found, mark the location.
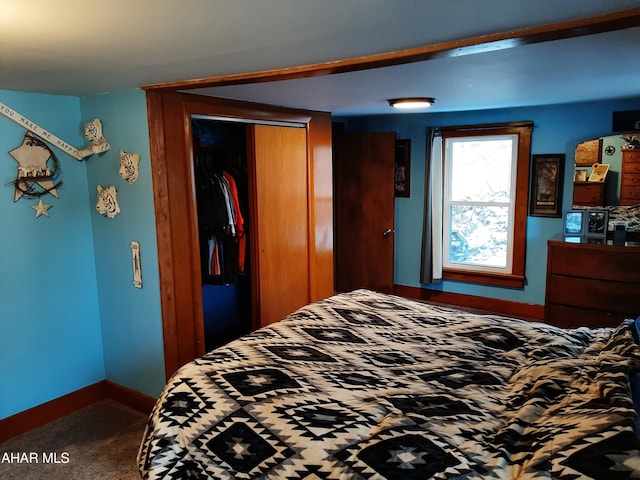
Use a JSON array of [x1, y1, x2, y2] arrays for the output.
[[564, 209, 585, 236], [529, 154, 565, 217], [394, 139, 411, 198]]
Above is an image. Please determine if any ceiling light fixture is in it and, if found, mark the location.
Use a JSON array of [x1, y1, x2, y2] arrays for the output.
[[388, 97, 436, 110]]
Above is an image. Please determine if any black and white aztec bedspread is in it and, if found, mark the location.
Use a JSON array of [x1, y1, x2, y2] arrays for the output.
[[138, 289, 640, 479]]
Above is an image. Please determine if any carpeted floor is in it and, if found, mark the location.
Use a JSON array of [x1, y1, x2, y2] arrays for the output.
[[0, 399, 147, 480]]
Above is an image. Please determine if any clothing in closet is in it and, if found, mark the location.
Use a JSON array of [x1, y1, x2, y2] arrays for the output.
[[194, 153, 247, 285]]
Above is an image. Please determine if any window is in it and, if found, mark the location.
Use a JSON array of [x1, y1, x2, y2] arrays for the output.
[[441, 123, 532, 288]]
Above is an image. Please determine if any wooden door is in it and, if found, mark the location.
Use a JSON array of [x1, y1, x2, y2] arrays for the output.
[[333, 131, 396, 293], [248, 124, 310, 327]]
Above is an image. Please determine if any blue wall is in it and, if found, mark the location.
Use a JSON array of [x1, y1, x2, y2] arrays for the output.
[[81, 90, 165, 397], [340, 97, 640, 306], [0, 91, 104, 419], [0, 89, 165, 420]]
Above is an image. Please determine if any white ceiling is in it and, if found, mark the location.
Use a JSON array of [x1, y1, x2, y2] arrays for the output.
[[1, 0, 639, 116]]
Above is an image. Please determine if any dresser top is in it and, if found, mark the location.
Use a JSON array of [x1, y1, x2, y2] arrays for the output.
[[549, 235, 640, 249]]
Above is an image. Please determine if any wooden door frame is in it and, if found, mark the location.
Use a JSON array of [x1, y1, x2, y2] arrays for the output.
[[146, 91, 333, 379]]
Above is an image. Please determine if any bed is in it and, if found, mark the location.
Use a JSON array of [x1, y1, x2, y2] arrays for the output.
[[138, 289, 640, 479]]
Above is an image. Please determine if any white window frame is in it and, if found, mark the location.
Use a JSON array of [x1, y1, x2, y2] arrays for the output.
[[442, 134, 519, 275]]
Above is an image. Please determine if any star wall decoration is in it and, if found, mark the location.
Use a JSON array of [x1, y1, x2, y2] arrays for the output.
[[9, 132, 61, 201], [31, 198, 52, 218]]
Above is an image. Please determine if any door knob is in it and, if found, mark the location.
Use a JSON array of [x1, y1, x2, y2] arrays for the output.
[[383, 228, 394, 237]]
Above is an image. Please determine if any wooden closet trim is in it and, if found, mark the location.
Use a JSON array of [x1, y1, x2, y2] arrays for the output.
[[142, 8, 640, 92], [146, 91, 333, 379]]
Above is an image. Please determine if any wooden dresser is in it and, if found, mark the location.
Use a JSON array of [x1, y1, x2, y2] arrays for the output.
[[620, 149, 640, 205], [572, 181, 605, 206], [545, 239, 640, 328]]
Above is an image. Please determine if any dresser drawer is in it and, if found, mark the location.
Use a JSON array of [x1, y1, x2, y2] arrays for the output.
[[548, 243, 640, 283], [547, 275, 640, 314], [546, 240, 640, 328], [622, 149, 640, 164], [572, 182, 604, 206], [622, 161, 640, 174], [620, 185, 640, 205], [622, 173, 640, 187], [546, 304, 631, 329]]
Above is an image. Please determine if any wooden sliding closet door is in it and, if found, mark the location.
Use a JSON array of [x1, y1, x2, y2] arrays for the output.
[[248, 125, 309, 327]]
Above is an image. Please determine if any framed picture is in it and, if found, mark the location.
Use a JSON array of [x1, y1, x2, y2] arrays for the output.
[[588, 163, 610, 182], [530, 154, 565, 217], [564, 210, 585, 235], [586, 209, 608, 238], [574, 169, 587, 182], [394, 139, 411, 198]]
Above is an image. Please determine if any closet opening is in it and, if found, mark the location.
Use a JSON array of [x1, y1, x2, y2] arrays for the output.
[[146, 91, 333, 377], [191, 117, 252, 351]]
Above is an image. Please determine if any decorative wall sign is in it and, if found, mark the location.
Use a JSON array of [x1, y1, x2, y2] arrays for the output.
[[96, 185, 120, 218], [31, 198, 52, 218], [9, 131, 61, 201], [0, 101, 109, 160], [119, 150, 140, 183]]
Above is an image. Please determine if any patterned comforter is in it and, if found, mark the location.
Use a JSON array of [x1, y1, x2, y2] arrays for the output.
[[138, 289, 640, 479]]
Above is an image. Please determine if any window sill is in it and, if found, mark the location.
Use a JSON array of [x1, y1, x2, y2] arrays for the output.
[[442, 269, 525, 289]]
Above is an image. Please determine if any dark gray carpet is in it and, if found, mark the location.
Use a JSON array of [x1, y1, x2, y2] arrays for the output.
[[0, 399, 147, 479]]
